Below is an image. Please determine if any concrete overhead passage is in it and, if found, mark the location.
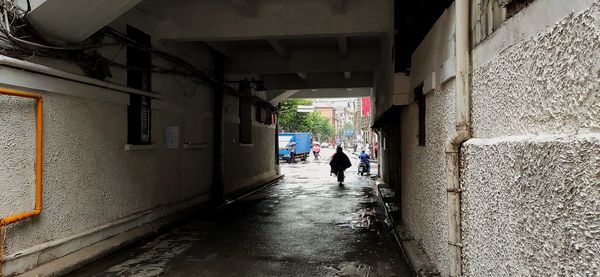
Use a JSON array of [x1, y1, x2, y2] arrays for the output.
[[21, 0, 142, 43], [129, 0, 393, 102]]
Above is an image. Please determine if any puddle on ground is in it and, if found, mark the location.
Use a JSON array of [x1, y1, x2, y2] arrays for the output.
[[335, 207, 376, 230], [324, 261, 371, 276], [103, 228, 199, 276]]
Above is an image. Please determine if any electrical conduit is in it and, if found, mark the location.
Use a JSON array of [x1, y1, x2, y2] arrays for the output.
[[446, 0, 471, 276], [0, 55, 161, 99]]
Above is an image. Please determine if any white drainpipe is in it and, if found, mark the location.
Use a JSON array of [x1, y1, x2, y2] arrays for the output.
[[0, 55, 161, 99], [446, 0, 471, 276]]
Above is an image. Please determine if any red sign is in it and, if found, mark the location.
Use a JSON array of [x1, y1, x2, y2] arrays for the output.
[[361, 97, 371, 116]]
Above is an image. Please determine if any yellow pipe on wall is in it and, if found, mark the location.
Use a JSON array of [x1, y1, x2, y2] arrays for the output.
[[0, 87, 43, 226]]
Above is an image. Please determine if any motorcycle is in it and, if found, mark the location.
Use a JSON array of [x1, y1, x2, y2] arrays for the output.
[[358, 161, 369, 176]]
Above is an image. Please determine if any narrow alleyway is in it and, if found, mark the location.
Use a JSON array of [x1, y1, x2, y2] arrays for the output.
[[67, 148, 411, 276]]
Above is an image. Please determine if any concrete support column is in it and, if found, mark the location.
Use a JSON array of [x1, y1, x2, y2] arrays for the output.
[[211, 54, 225, 202]]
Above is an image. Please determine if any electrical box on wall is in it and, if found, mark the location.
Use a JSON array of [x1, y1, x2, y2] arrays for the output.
[[165, 126, 180, 149]]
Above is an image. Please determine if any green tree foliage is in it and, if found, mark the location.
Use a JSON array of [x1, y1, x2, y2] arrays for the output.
[[305, 112, 335, 141], [278, 99, 312, 132], [278, 99, 335, 141]]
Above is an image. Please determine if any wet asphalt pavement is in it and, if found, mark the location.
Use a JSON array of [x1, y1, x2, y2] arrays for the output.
[[69, 148, 412, 276]]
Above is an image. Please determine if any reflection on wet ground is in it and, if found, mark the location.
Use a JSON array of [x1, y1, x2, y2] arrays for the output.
[[69, 149, 411, 276]]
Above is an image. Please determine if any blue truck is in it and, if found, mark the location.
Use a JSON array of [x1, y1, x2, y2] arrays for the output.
[[278, 132, 312, 161]]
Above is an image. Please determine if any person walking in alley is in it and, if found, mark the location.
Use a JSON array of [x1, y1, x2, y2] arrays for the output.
[[288, 143, 297, 163], [312, 142, 321, 160], [330, 146, 352, 185], [373, 143, 378, 159]]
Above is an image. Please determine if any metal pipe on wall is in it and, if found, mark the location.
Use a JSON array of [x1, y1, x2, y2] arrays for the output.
[[0, 88, 44, 226], [0, 55, 161, 99], [446, 0, 472, 276]]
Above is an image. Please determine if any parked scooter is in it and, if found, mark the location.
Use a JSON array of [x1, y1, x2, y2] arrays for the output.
[[358, 161, 369, 176], [358, 150, 370, 176]]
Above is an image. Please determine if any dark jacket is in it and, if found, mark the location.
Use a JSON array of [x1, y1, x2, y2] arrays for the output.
[[330, 152, 352, 172]]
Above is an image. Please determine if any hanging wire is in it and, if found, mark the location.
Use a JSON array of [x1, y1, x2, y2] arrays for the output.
[[0, 0, 276, 109]]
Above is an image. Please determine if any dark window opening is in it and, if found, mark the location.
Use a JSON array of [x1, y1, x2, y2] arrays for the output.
[[255, 105, 265, 123], [265, 111, 274, 125], [506, 0, 535, 18], [415, 84, 426, 146], [126, 25, 152, 145], [239, 98, 252, 144]]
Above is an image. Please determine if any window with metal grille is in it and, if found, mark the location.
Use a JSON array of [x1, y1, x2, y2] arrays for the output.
[[126, 25, 152, 145]]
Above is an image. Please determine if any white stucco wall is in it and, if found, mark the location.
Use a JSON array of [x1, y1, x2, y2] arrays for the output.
[[0, 79, 214, 276], [397, 4, 457, 275], [462, 135, 599, 276], [471, 1, 600, 138], [400, 80, 455, 277], [0, 5, 265, 276], [222, 94, 278, 194], [463, 1, 600, 276]]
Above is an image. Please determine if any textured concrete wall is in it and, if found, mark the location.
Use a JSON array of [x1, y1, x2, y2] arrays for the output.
[[400, 80, 455, 277], [222, 95, 277, 194], [464, 1, 600, 276], [462, 135, 600, 276], [396, 4, 457, 275], [0, 92, 212, 247], [471, 2, 600, 138], [0, 7, 221, 276]]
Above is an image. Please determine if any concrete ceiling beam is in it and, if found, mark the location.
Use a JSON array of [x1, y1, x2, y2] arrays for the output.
[[149, 0, 392, 41], [225, 48, 379, 75], [268, 39, 289, 58], [268, 89, 299, 104], [266, 88, 371, 100], [337, 36, 348, 57], [231, 0, 257, 17], [259, 72, 373, 90], [331, 0, 346, 14], [292, 88, 371, 98], [204, 42, 234, 57], [297, 72, 308, 80]]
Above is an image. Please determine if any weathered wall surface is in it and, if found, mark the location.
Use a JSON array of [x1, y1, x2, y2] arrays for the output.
[[400, 80, 455, 277], [471, 1, 600, 138], [222, 94, 278, 195], [462, 135, 600, 276], [464, 1, 600, 276], [397, 4, 457, 275], [0, 6, 220, 276]]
